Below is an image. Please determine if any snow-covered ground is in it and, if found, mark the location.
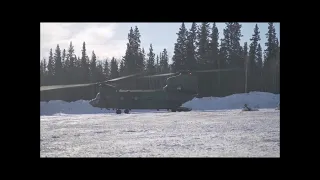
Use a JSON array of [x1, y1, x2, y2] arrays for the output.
[[40, 92, 280, 157]]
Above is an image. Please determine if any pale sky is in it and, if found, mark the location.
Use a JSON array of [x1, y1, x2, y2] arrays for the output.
[[40, 22, 280, 63]]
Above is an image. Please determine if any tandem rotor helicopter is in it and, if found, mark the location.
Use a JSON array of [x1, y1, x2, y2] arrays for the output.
[[40, 68, 241, 114]]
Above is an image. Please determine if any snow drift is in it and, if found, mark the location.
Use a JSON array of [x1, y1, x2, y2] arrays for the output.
[[183, 92, 279, 110], [40, 92, 280, 116]]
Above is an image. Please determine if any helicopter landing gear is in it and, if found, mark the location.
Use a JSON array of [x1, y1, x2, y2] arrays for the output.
[[116, 109, 122, 114], [124, 109, 130, 114], [171, 108, 177, 112]]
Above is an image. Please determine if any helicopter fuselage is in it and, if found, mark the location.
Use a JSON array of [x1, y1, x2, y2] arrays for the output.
[[89, 89, 196, 110]]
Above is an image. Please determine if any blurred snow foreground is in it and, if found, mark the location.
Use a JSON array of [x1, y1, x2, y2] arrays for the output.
[[40, 92, 279, 115], [40, 92, 280, 157]]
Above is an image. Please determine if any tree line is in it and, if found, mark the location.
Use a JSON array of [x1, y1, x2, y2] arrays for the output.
[[40, 23, 279, 96]]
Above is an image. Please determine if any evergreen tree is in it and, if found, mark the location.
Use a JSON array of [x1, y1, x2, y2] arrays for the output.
[[90, 51, 97, 82], [65, 42, 75, 84], [133, 26, 144, 72], [123, 27, 135, 75], [209, 23, 219, 69], [67, 41, 75, 69], [54, 44, 62, 84], [220, 27, 230, 67], [256, 43, 263, 91], [146, 44, 156, 74], [43, 58, 47, 75], [172, 22, 187, 72], [40, 59, 45, 86], [244, 42, 249, 93], [141, 48, 146, 71], [110, 57, 119, 79], [196, 22, 211, 69], [249, 24, 261, 66], [264, 22, 278, 93], [156, 55, 160, 73], [103, 59, 110, 79], [119, 59, 125, 76], [61, 49, 67, 84], [256, 44, 263, 69], [47, 48, 54, 78], [81, 42, 90, 83], [96, 60, 104, 82], [243, 42, 248, 61], [220, 23, 243, 94], [185, 22, 197, 71], [248, 24, 261, 91], [160, 48, 169, 73], [75, 56, 82, 84], [264, 23, 278, 63], [40, 60, 44, 75], [226, 23, 243, 68], [61, 49, 66, 68], [219, 38, 228, 69]]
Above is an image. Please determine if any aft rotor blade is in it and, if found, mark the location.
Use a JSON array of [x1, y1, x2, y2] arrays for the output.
[[142, 73, 175, 78], [40, 83, 97, 91], [106, 72, 144, 82], [194, 68, 244, 73]]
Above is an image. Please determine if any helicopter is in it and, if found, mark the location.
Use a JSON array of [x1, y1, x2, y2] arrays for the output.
[[40, 68, 241, 114]]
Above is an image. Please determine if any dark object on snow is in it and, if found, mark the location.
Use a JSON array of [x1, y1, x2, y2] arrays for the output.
[[243, 104, 252, 111], [176, 107, 192, 112]]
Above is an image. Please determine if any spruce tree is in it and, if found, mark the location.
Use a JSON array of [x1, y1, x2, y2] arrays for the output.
[[264, 22, 278, 93], [81, 42, 90, 83], [54, 45, 62, 84], [248, 24, 261, 91], [133, 26, 144, 72], [96, 60, 104, 82], [156, 55, 159, 73], [61, 49, 66, 69], [256, 43, 263, 91], [110, 57, 119, 79], [90, 51, 97, 82], [172, 22, 187, 72], [146, 44, 156, 74], [185, 22, 197, 71], [67, 41, 75, 69], [119, 59, 125, 76], [196, 22, 211, 69], [103, 59, 110, 79], [123, 27, 135, 75], [160, 48, 169, 73], [209, 23, 219, 69]]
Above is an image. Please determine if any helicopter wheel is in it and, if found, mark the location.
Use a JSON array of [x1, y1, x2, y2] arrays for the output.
[[124, 109, 130, 114], [116, 109, 122, 114]]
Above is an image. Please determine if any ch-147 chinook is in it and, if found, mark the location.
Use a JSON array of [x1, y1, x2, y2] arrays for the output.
[[40, 68, 240, 114]]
